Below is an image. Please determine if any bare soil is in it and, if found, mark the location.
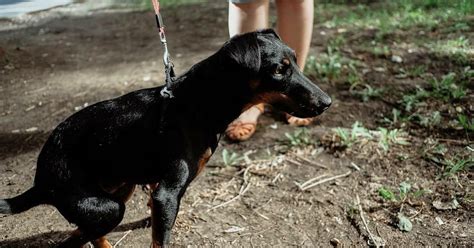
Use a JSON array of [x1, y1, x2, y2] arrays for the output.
[[0, 2, 472, 247]]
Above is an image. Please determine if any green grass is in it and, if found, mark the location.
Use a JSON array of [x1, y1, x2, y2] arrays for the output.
[[305, 47, 364, 85], [378, 181, 430, 202], [316, 1, 471, 40], [221, 149, 244, 166], [430, 36, 473, 65], [442, 155, 474, 178], [350, 84, 384, 102], [285, 128, 312, 147], [457, 114, 474, 132]]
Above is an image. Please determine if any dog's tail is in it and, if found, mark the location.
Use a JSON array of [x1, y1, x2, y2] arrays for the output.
[[0, 187, 43, 215]]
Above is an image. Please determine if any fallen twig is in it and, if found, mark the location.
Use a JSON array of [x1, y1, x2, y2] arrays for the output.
[[293, 154, 328, 169], [350, 162, 361, 171], [294, 174, 328, 190], [113, 230, 132, 248], [356, 195, 385, 247], [285, 158, 302, 167], [207, 183, 251, 212], [299, 171, 352, 191]]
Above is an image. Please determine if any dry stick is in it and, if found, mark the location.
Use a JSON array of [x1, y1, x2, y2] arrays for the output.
[[301, 171, 352, 191], [207, 183, 251, 212], [356, 195, 383, 248], [113, 230, 132, 248], [350, 162, 361, 171], [293, 154, 328, 169], [285, 158, 302, 167], [208, 164, 255, 212], [294, 174, 328, 190]]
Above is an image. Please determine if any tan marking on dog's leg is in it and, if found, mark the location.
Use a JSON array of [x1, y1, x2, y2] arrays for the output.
[[197, 147, 212, 175], [92, 237, 112, 248]]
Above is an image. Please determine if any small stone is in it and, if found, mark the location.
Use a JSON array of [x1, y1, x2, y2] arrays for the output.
[[435, 216, 444, 225], [374, 67, 386, 72], [455, 106, 463, 113], [330, 238, 340, 246], [391, 55, 403, 63]]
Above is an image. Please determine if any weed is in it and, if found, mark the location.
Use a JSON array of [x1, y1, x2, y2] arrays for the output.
[[333, 122, 372, 147], [400, 86, 429, 112], [428, 73, 467, 101], [457, 114, 474, 132], [378, 181, 431, 202], [378, 181, 431, 232], [328, 35, 347, 50], [431, 36, 472, 64], [382, 108, 403, 126], [442, 156, 474, 178], [350, 84, 384, 102], [377, 128, 410, 151], [305, 47, 343, 83], [413, 111, 442, 128], [373, 45, 391, 57], [285, 128, 312, 147], [221, 149, 244, 166], [398, 65, 427, 78]]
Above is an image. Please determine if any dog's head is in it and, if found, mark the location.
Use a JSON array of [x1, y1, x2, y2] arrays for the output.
[[223, 29, 331, 118]]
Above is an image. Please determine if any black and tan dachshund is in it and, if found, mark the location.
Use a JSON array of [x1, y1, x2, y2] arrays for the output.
[[0, 29, 331, 247]]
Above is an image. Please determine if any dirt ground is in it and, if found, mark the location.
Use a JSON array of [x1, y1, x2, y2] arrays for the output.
[[0, 1, 473, 247]]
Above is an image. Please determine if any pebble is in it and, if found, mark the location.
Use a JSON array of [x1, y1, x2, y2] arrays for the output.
[[391, 55, 403, 63], [330, 238, 341, 246]]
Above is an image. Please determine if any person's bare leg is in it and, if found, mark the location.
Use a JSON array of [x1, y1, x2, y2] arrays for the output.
[[226, 0, 269, 141], [276, 0, 315, 126]]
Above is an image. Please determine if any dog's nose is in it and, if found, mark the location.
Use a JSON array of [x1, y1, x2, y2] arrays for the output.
[[320, 94, 332, 111]]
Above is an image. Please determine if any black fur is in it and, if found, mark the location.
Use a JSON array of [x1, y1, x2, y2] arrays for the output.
[[0, 29, 331, 247]]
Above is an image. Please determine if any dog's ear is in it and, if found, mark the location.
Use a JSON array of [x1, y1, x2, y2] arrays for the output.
[[257, 28, 281, 40], [221, 32, 261, 74]]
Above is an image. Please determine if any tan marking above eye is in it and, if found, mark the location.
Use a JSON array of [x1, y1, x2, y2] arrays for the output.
[[282, 58, 290, 65]]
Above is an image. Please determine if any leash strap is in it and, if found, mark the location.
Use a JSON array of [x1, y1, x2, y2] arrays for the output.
[[151, 0, 175, 98]]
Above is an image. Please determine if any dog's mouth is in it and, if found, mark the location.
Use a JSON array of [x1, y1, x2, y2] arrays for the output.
[[254, 92, 328, 118]]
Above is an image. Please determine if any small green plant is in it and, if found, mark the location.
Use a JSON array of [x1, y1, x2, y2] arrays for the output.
[[429, 73, 467, 101], [328, 35, 346, 49], [457, 114, 474, 132], [414, 111, 442, 128], [333, 122, 372, 147], [377, 128, 410, 151], [431, 36, 472, 64], [285, 128, 312, 147], [379, 182, 430, 202], [401, 86, 429, 112], [379, 181, 431, 232], [405, 65, 427, 78], [373, 45, 391, 57], [351, 84, 384, 102], [305, 47, 343, 82], [382, 108, 403, 126], [442, 156, 474, 178], [221, 149, 244, 166]]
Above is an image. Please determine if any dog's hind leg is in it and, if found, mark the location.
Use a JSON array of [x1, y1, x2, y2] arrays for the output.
[[90, 184, 136, 248], [54, 191, 125, 248], [150, 160, 190, 247]]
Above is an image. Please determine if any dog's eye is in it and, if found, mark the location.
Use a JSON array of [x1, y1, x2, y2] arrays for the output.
[[274, 65, 286, 76]]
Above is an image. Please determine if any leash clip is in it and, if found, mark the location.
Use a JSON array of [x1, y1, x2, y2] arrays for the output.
[[160, 86, 173, 98]]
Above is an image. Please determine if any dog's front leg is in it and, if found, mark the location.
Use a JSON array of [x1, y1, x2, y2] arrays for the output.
[[150, 160, 190, 248]]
